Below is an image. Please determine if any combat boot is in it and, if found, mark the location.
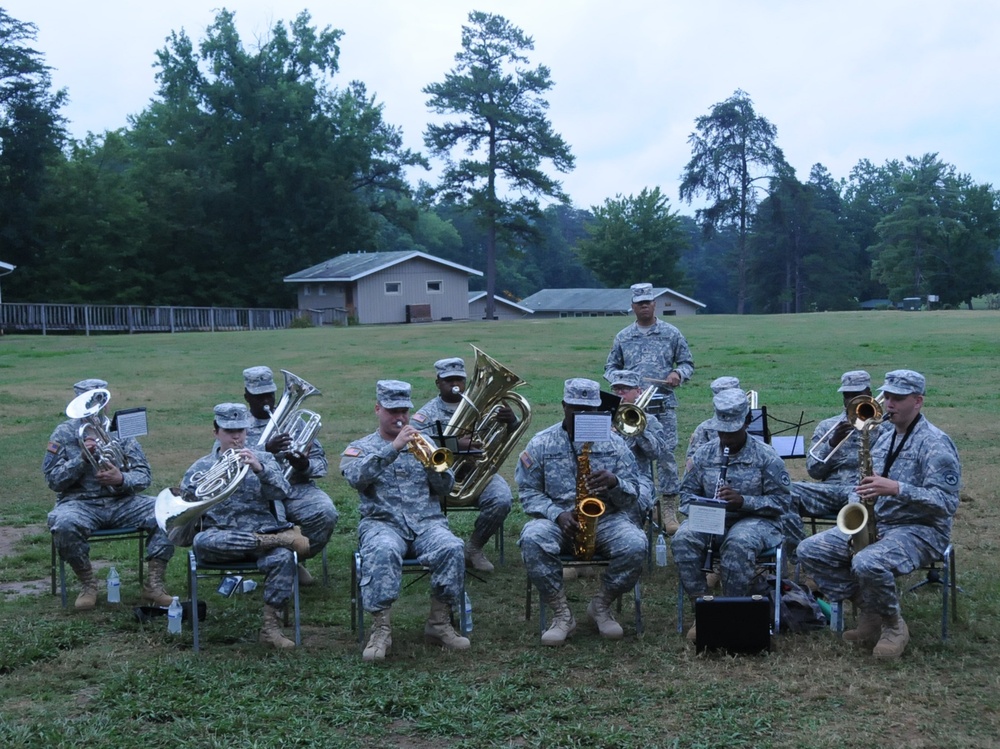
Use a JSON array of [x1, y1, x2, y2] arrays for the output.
[[71, 561, 98, 610], [587, 589, 624, 640], [141, 558, 174, 606], [464, 539, 495, 573], [872, 614, 909, 659], [843, 609, 882, 646], [254, 525, 310, 556], [424, 597, 471, 650], [661, 494, 680, 535], [540, 590, 577, 646], [258, 604, 295, 649], [363, 609, 392, 661], [297, 564, 315, 587]]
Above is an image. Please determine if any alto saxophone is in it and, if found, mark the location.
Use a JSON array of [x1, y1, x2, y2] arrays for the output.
[[573, 442, 606, 560]]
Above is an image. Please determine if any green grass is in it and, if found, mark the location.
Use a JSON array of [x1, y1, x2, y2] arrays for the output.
[[1, 310, 999, 748]]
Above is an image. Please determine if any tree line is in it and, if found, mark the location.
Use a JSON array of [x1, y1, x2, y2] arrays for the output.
[[2, 9, 997, 314]]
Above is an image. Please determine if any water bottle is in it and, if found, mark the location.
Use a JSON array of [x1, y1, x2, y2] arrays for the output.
[[463, 591, 474, 632], [167, 596, 183, 635], [240, 579, 258, 594], [655, 533, 668, 567], [106, 566, 121, 603], [829, 601, 842, 632]]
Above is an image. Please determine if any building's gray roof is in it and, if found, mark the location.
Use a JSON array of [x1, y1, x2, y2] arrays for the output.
[[284, 251, 482, 283], [468, 291, 533, 314], [518, 287, 705, 312]]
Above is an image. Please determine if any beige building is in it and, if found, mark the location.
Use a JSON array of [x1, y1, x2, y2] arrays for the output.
[[518, 287, 705, 318]]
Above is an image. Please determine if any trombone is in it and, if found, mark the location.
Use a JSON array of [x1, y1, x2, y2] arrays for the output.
[[613, 386, 657, 437], [807, 394, 885, 464]]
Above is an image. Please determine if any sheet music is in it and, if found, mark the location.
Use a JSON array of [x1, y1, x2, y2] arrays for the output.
[[113, 408, 148, 439], [687, 497, 727, 535], [573, 413, 612, 442]]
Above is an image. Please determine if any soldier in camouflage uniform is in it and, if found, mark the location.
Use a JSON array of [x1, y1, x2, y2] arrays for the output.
[[797, 370, 960, 659], [605, 283, 694, 535], [241, 366, 338, 585], [784, 370, 891, 561], [45, 379, 175, 610], [685, 376, 742, 472], [341, 380, 470, 662], [672, 388, 791, 641], [516, 378, 647, 645], [412, 356, 515, 573], [183, 403, 305, 649], [607, 369, 664, 526]]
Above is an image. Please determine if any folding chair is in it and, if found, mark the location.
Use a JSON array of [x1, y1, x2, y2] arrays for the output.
[[51, 526, 147, 607], [442, 505, 506, 565], [187, 549, 301, 652], [525, 555, 643, 637], [906, 542, 960, 640]]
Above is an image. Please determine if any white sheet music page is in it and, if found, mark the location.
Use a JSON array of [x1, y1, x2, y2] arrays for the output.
[[573, 413, 612, 443], [687, 497, 727, 535]]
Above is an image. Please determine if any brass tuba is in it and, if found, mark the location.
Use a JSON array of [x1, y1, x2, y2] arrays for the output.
[[155, 448, 250, 545], [613, 385, 656, 437], [66, 388, 127, 471], [440, 346, 532, 506], [573, 442, 606, 560]]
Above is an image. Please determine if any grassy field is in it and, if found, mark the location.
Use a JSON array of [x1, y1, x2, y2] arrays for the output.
[[1, 311, 998, 748]]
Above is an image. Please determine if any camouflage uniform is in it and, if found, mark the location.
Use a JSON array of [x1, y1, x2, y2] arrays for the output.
[[184, 447, 295, 608], [412, 395, 512, 546], [341, 431, 465, 612], [605, 319, 694, 495], [246, 416, 338, 557], [796, 415, 960, 617], [618, 412, 665, 526], [45, 418, 174, 568], [685, 417, 717, 460], [673, 438, 791, 597], [516, 422, 647, 601]]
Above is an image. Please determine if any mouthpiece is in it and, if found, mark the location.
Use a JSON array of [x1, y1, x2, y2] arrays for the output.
[[451, 386, 461, 394], [394, 420, 404, 428]]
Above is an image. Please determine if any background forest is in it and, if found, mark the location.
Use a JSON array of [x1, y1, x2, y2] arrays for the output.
[[2, 7, 998, 314]]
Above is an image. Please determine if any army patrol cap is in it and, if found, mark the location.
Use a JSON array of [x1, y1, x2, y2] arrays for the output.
[[243, 366, 277, 395], [630, 283, 655, 303], [377, 380, 413, 409], [838, 370, 871, 393], [434, 357, 467, 379], [214, 402, 252, 429], [879, 369, 926, 396], [710, 376, 741, 394], [607, 369, 641, 388], [563, 378, 602, 407], [706, 388, 750, 433], [73, 378, 109, 396]]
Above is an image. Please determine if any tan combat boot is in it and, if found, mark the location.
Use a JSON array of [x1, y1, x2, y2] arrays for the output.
[[254, 525, 310, 556], [71, 561, 98, 610], [540, 590, 577, 646], [587, 589, 624, 640], [872, 614, 909, 659], [464, 539, 495, 573], [141, 558, 174, 606], [363, 609, 392, 662], [424, 597, 471, 651], [843, 609, 883, 646], [661, 494, 681, 535], [297, 564, 315, 587], [258, 604, 295, 649]]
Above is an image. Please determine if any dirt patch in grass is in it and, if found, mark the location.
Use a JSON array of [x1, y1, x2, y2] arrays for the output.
[[0, 524, 51, 598]]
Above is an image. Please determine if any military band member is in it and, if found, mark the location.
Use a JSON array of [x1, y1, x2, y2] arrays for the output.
[[796, 370, 960, 658], [605, 282, 694, 535], [516, 378, 647, 645], [607, 368, 663, 527], [672, 388, 791, 641], [341, 380, 470, 662], [685, 375, 742, 472], [412, 357, 515, 573], [241, 366, 338, 585], [45, 378, 174, 610]]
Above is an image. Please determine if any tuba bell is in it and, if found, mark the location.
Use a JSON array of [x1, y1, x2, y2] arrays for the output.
[[440, 346, 532, 507], [257, 369, 321, 448], [66, 388, 127, 471]]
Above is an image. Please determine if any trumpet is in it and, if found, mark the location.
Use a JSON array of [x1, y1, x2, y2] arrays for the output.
[[808, 394, 885, 464], [406, 431, 454, 472]]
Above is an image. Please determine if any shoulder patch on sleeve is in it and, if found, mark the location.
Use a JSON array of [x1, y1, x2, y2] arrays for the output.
[[943, 471, 959, 487], [47, 441, 61, 455], [519, 450, 533, 469], [780, 471, 791, 487], [342, 446, 362, 458], [411, 412, 427, 424]]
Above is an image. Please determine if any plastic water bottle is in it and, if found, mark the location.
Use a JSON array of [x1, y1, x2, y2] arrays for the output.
[[240, 579, 258, 594], [167, 596, 183, 635], [655, 533, 668, 567], [463, 591, 474, 632], [107, 566, 121, 603], [829, 601, 842, 632]]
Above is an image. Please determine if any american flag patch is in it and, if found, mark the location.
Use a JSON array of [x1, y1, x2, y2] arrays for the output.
[[47, 441, 60, 455], [519, 451, 533, 469], [411, 413, 427, 424], [342, 446, 362, 457]]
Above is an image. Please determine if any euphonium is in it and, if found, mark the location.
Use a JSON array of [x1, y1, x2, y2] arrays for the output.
[[65, 388, 127, 471], [573, 442, 606, 560], [613, 386, 656, 437], [835, 395, 886, 555], [280, 409, 322, 480], [407, 431, 454, 472], [441, 345, 532, 506], [257, 369, 321, 448]]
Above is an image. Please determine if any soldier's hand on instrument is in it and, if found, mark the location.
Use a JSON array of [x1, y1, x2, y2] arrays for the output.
[[238, 448, 263, 474], [856, 476, 898, 498], [95, 464, 124, 487], [718, 486, 744, 510], [393, 425, 417, 452], [265, 433, 292, 455], [83, 436, 100, 455], [286, 450, 310, 472], [556, 510, 579, 535], [831, 421, 853, 446], [496, 405, 517, 425], [587, 469, 618, 493]]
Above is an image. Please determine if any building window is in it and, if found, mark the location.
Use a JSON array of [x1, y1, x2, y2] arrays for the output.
[[385, 281, 401, 295], [318, 284, 326, 296], [426, 280, 443, 293], [303, 285, 311, 296]]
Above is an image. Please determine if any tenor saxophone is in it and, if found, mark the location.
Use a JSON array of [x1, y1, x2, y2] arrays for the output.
[[573, 442, 606, 560], [836, 396, 886, 554]]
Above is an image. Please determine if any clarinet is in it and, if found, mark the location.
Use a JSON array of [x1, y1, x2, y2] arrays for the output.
[[701, 446, 730, 573]]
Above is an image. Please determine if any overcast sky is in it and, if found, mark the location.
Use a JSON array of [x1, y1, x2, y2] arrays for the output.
[[6, 0, 1000, 213]]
